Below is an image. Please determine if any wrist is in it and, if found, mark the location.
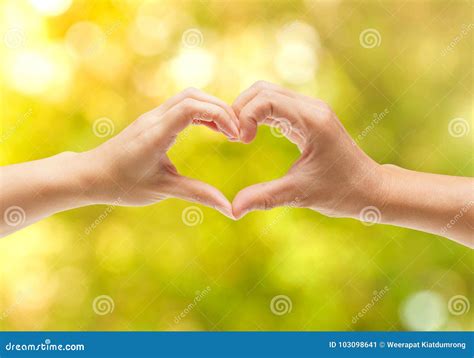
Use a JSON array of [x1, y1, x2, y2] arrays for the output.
[[28, 150, 121, 213], [346, 161, 390, 221], [35, 151, 97, 211], [74, 149, 120, 205], [374, 163, 407, 225], [373, 163, 397, 211]]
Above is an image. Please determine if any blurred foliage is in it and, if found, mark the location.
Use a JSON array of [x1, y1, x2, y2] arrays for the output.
[[0, 0, 472, 331]]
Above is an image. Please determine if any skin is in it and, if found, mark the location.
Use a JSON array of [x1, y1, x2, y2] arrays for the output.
[[1, 83, 472, 248], [0, 88, 238, 237], [231, 81, 473, 248]]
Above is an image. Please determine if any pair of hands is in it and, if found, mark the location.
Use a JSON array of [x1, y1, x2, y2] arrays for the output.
[[79, 81, 383, 221], [1, 80, 471, 245]]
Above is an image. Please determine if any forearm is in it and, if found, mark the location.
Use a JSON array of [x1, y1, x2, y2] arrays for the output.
[[0, 152, 96, 237], [378, 164, 474, 247]]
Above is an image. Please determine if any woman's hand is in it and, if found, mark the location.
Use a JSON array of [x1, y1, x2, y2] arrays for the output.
[[1, 88, 239, 237], [79, 88, 239, 217]]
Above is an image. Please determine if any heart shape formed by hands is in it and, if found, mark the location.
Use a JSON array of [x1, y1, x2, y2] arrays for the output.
[[1, 81, 470, 246]]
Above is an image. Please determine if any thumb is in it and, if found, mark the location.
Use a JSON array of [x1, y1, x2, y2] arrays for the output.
[[232, 176, 298, 219], [166, 175, 234, 219]]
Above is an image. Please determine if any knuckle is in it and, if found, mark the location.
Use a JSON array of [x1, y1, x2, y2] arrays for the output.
[[319, 112, 334, 131], [318, 102, 333, 119], [135, 111, 157, 127], [261, 195, 275, 210], [179, 98, 197, 113], [239, 105, 253, 120], [202, 108, 219, 121], [214, 107, 226, 119], [252, 80, 270, 90], [255, 90, 275, 116], [305, 103, 334, 130], [136, 113, 150, 124], [182, 87, 200, 97], [313, 98, 326, 107], [258, 89, 275, 100]]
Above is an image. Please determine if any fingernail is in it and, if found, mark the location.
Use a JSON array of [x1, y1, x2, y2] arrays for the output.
[[235, 213, 245, 220], [232, 208, 246, 220], [217, 205, 234, 219], [231, 123, 240, 137], [223, 130, 235, 139]]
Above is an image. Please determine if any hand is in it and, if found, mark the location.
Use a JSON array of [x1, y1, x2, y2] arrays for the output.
[[231, 81, 384, 220], [79, 88, 240, 218]]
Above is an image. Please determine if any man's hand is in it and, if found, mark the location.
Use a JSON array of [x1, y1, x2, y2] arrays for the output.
[[231, 81, 384, 220], [231, 81, 473, 248]]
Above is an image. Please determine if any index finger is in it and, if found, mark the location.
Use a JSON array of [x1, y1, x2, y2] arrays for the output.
[[238, 90, 308, 144], [158, 87, 239, 133], [233, 80, 320, 117]]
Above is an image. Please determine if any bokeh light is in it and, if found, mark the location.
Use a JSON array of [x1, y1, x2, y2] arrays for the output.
[[65, 21, 106, 60], [5, 44, 73, 99], [0, 0, 471, 332], [29, 0, 72, 17], [400, 291, 447, 331], [170, 48, 216, 89], [275, 21, 320, 84], [275, 42, 318, 84]]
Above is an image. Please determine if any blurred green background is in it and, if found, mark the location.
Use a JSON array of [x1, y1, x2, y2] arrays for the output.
[[0, 0, 472, 331]]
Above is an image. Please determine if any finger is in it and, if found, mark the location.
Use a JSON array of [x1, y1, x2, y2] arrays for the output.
[[192, 120, 240, 141], [166, 175, 234, 219], [233, 80, 320, 117], [232, 176, 298, 219], [163, 98, 240, 139], [157, 87, 240, 134], [193, 119, 219, 132], [238, 90, 307, 143]]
